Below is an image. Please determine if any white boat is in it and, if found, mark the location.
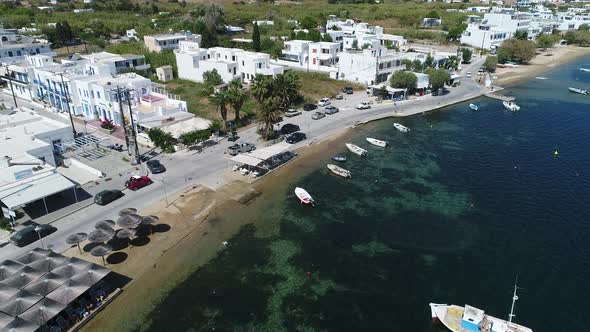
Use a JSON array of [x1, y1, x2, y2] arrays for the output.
[[294, 187, 314, 206], [469, 103, 478, 111], [393, 123, 410, 133], [366, 138, 387, 147], [502, 101, 520, 111], [345, 143, 367, 157], [430, 280, 533, 332], [580, 68, 590, 72], [535, 77, 547, 80], [327, 164, 351, 178], [568, 87, 589, 95]]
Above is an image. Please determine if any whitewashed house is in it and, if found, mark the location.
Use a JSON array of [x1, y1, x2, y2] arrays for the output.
[[143, 31, 201, 53], [337, 48, 405, 85]]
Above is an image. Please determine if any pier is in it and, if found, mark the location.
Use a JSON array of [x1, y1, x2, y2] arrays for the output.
[[485, 90, 516, 102]]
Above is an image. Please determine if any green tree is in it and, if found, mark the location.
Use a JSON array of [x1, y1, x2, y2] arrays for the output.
[[208, 92, 231, 128], [271, 72, 301, 109], [250, 74, 270, 103], [497, 38, 536, 63], [401, 59, 412, 69], [148, 128, 176, 153], [412, 59, 423, 72], [579, 24, 590, 32], [428, 68, 451, 92], [321, 34, 333, 42], [426, 10, 440, 19], [483, 56, 498, 73], [461, 48, 473, 63], [390, 71, 417, 90], [447, 24, 467, 41], [536, 33, 557, 50], [424, 54, 434, 68], [252, 22, 261, 52], [228, 79, 248, 122], [257, 96, 282, 139], [300, 16, 317, 29], [203, 69, 223, 86], [513, 30, 528, 40]]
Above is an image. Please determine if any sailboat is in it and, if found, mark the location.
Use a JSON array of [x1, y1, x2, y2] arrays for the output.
[[294, 187, 314, 206], [430, 278, 533, 332]]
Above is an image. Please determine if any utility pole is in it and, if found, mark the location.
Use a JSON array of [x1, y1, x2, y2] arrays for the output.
[[124, 89, 141, 165], [114, 86, 131, 152], [2, 65, 18, 108], [59, 73, 77, 137]]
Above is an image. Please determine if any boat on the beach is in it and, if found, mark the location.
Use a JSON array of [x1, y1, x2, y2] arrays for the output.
[[366, 138, 387, 147], [568, 87, 589, 95], [346, 143, 367, 157], [331, 155, 347, 162], [327, 164, 351, 178], [580, 68, 590, 72], [294, 187, 314, 206], [430, 280, 532, 332], [502, 101, 520, 112], [393, 123, 410, 133], [469, 103, 478, 111]]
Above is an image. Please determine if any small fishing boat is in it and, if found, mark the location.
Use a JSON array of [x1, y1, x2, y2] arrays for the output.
[[535, 77, 547, 80], [345, 143, 367, 157], [502, 101, 520, 111], [393, 123, 410, 133], [327, 164, 351, 178], [331, 155, 347, 162], [580, 68, 590, 72], [568, 87, 589, 95], [366, 138, 387, 147], [294, 187, 314, 206], [469, 103, 478, 111]]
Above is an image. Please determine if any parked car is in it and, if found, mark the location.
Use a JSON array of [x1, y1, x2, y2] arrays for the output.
[[280, 123, 300, 135], [94, 190, 124, 206], [342, 86, 353, 94], [285, 108, 302, 117], [146, 160, 166, 174], [125, 175, 152, 191], [318, 98, 331, 107], [285, 132, 307, 144], [9, 224, 56, 247], [311, 112, 325, 120], [466, 71, 472, 78], [356, 102, 371, 110], [324, 106, 339, 115], [227, 142, 256, 156], [335, 94, 344, 100], [303, 103, 318, 112]]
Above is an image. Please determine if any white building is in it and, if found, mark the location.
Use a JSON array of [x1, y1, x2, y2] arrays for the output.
[[143, 31, 201, 53], [126, 29, 139, 41], [277, 40, 340, 71], [281, 40, 310, 65], [422, 17, 443, 27], [308, 41, 340, 69], [325, 17, 406, 52], [460, 23, 512, 49], [77, 52, 150, 73], [175, 46, 284, 83], [337, 48, 405, 85]]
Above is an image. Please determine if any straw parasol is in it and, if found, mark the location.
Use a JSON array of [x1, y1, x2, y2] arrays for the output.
[[71, 264, 110, 285], [0, 311, 13, 329], [118, 208, 137, 216], [88, 228, 115, 243], [116, 228, 135, 240], [14, 249, 51, 265], [23, 273, 67, 297], [95, 219, 116, 230], [18, 297, 66, 325], [1, 317, 39, 332], [141, 215, 159, 225], [51, 258, 90, 279], [1, 267, 44, 289], [0, 283, 20, 302], [65, 233, 88, 254], [117, 213, 142, 229], [0, 260, 25, 282], [90, 244, 113, 266], [27, 252, 67, 272], [46, 280, 90, 305], [0, 290, 42, 317]]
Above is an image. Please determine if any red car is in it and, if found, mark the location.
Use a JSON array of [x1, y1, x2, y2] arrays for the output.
[[125, 175, 152, 191]]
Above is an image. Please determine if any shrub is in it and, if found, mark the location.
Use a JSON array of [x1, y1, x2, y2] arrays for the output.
[[148, 128, 176, 153], [100, 119, 115, 130], [497, 38, 536, 64], [483, 56, 498, 73]]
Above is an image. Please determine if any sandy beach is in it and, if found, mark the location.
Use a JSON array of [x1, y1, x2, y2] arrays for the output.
[[494, 45, 590, 86]]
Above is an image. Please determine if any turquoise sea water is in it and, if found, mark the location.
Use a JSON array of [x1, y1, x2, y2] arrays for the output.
[[144, 57, 590, 332]]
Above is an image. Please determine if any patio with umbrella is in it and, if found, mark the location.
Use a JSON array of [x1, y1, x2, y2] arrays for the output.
[[0, 283, 20, 302], [0, 311, 13, 329], [1, 317, 39, 332], [2, 267, 45, 289], [23, 273, 67, 297], [18, 297, 66, 326], [117, 213, 142, 229], [87, 228, 115, 244], [0, 290, 43, 317], [65, 233, 88, 254], [0, 260, 25, 282], [118, 208, 137, 216], [27, 252, 68, 272], [46, 280, 90, 305], [51, 258, 90, 279], [95, 220, 116, 230], [90, 244, 113, 266], [13, 249, 51, 265]]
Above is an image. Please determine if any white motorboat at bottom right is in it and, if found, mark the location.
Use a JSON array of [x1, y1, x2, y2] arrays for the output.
[[502, 101, 520, 112], [393, 123, 410, 132]]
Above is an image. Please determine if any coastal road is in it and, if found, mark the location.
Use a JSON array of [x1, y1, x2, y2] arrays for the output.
[[0, 57, 488, 261]]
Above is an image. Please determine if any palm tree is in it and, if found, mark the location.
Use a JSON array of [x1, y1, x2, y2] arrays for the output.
[[272, 72, 301, 110], [257, 96, 282, 140], [228, 79, 248, 123], [250, 74, 270, 103], [208, 92, 231, 128]]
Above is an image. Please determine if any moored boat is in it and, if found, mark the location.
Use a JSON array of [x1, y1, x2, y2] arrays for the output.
[[568, 87, 589, 95], [393, 123, 410, 133], [469, 103, 478, 111], [502, 101, 520, 111], [327, 164, 351, 178], [580, 68, 590, 72], [294, 187, 314, 206], [331, 155, 347, 162], [345, 143, 367, 157], [366, 137, 387, 147]]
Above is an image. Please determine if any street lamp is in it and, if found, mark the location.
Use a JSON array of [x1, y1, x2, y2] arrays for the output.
[[34, 226, 45, 249]]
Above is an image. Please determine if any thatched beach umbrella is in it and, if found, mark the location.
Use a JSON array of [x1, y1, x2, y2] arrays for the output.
[[14, 249, 51, 265], [0, 290, 42, 317], [2, 267, 44, 289], [23, 273, 67, 297], [88, 228, 115, 243], [27, 252, 67, 272], [1, 317, 39, 332], [95, 219, 116, 230], [0, 284, 20, 302], [18, 297, 66, 325], [66, 233, 88, 254], [51, 258, 90, 279], [116, 228, 135, 240], [118, 208, 137, 216], [90, 244, 113, 266], [141, 215, 159, 234], [0, 260, 25, 282], [72, 264, 110, 285], [117, 213, 142, 229], [46, 280, 90, 305], [0, 311, 13, 329]]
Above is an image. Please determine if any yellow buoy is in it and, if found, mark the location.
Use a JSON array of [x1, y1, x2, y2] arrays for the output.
[[554, 150, 559, 156]]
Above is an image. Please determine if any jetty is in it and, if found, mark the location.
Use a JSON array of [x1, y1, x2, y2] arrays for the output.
[[485, 91, 516, 102]]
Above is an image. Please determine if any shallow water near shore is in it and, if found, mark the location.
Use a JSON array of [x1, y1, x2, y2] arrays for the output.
[[140, 56, 590, 332]]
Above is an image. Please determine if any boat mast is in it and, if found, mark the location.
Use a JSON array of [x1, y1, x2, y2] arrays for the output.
[[508, 276, 519, 324]]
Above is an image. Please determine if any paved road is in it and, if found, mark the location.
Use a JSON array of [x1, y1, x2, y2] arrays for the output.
[[0, 57, 488, 261]]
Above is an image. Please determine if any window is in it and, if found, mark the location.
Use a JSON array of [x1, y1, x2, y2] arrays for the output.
[[97, 91, 101, 99], [242, 61, 245, 66]]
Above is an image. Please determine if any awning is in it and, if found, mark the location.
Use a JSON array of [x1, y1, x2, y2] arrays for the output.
[[230, 142, 291, 166], [231, 154, 264, 167], [0, 173, 75, 209]]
